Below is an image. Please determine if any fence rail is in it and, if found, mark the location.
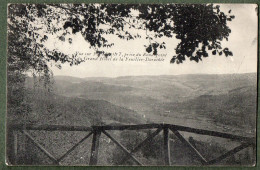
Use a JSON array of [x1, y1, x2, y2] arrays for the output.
[[9, 123, 255, 166]]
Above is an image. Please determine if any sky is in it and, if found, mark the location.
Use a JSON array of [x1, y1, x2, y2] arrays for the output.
[[47, 4, 258, 78]]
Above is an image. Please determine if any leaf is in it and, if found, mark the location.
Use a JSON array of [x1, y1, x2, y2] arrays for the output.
[[146, 45, 152, 53], [59, 36, 65, 42], [170, 57, 176, 63], [68, 38, 72, 44], [203, 52, 208, 57], [63, 21, 72, 29]]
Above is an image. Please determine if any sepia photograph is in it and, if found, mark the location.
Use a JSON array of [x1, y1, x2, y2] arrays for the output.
[[6, 3, 257, 166]]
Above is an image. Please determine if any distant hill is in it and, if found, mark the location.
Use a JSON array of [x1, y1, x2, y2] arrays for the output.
[[50, 73, 257, 102], [54, 81, 135, 95]]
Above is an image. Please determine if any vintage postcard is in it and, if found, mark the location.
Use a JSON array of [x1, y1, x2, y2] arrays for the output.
[[6, 3, 257, 166]]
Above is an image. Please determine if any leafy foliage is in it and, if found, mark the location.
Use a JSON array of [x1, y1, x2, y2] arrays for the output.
[[8, 4, 234, 72]]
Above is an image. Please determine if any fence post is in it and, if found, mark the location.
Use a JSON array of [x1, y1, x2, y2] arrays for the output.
[[7, 126, 18, 165], [89, 129, 101, 165], [163, 126, 170, 165], [252, 143, 256, 165], [13, 130, 18, 164]]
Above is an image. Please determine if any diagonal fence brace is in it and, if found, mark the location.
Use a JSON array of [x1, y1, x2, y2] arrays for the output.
[[57, 131, 93, 162], [22, 130, 61, 165], [170, 128, 208, 165], [119, 127, 162, 164], [206, 142, 252, 165], [102, 129, 143, 165]]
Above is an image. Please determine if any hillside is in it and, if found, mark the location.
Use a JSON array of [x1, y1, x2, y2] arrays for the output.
[[158, 85, 256, 136], [10, 88, 146, 126]]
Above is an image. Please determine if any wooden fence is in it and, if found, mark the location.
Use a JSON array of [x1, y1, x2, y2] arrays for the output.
[[8, 123, 255, 165]]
